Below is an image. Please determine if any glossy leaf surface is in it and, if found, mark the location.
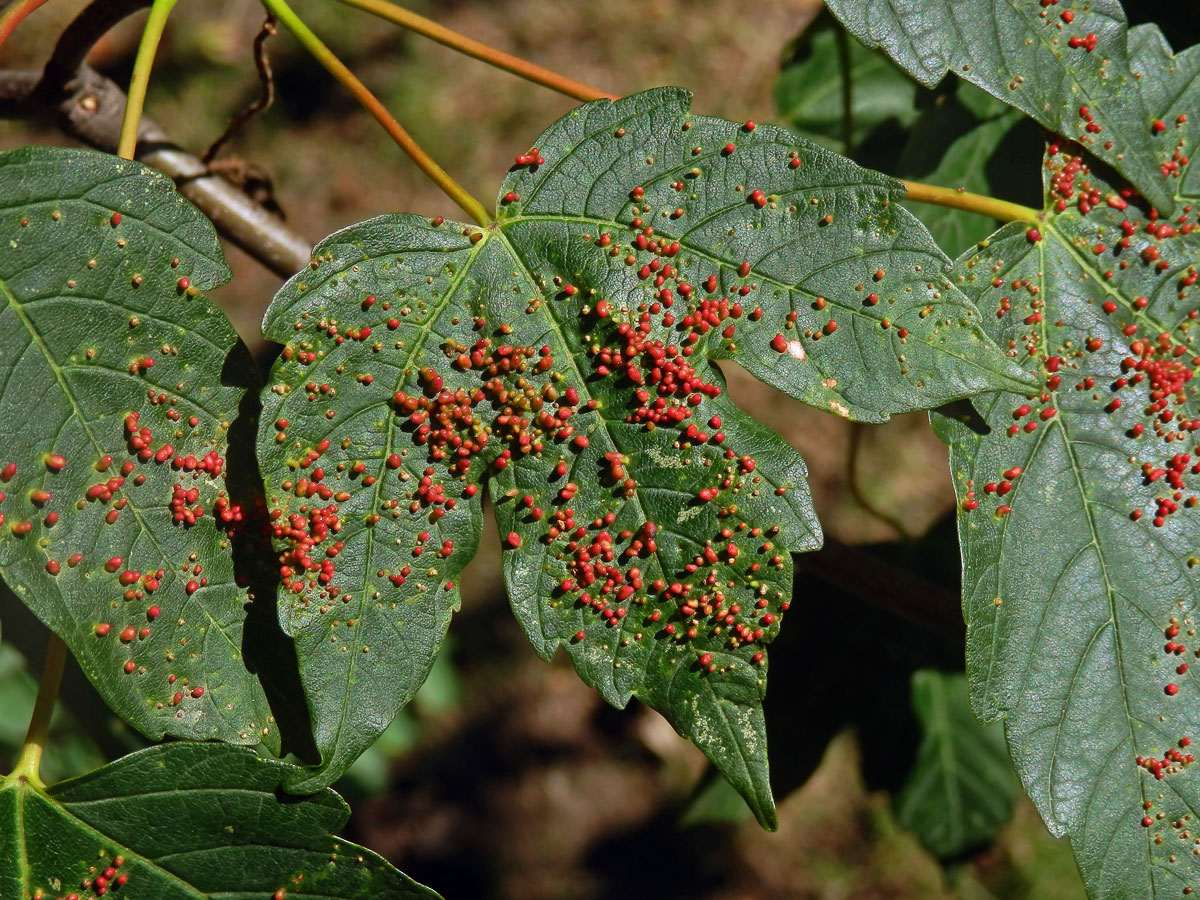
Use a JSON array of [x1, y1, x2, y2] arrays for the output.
[[0, 743, 439, 899], [259, 87, 1033, 819], [0, 147, 275, 749]]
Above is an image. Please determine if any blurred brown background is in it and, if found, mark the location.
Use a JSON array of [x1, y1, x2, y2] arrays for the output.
[[0, 2, 1089, 897]]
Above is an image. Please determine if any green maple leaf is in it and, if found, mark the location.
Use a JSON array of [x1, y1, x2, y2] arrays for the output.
[[825, 0, 1198, 214], [935, 141, 1200, 897], [0, 743, 439, 899], [258, 86, 1034, 823], [0, 147, 277, 749]]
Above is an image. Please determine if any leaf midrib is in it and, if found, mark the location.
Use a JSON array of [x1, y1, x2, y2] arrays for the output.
[[959, 227, 1155, 880], [17, 290, 232, 360], [0, 184, 225, 273], [485, 225, 792, 814], [995, 0, 1133, 126], [989, 0, 1159, 208], [13, 777, 29, 898], [1045, 220, 1183, 339], [977, 220, 1191, 718], [1022, 238, 1134, 820], [516, 95, 677, 211], [1055, 397, 1153, 889], [983, 224, 1155, 885]]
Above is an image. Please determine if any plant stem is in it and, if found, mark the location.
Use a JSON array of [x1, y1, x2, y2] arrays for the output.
[[39, 0, 152, 95], [9, 633, 67, 788], [329, 0, 616, 103], [262, 0, 491, 226], [117, 0, 177, 160], [0, 0, 51, 54], [2, 64, 313, 276], [899, 179, 1040, 223]]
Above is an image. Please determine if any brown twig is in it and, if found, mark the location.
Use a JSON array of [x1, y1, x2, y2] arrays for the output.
[[202, 12, 278, 164], [0, 2, 968, 649]]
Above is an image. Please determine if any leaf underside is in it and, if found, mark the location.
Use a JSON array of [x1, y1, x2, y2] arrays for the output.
[[0, 147, 275, 749], [0, 744, 440, 900], [258, 86, 1032, 819], [934, 140, 1200, 896], [824, 2, 1198, 214]]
